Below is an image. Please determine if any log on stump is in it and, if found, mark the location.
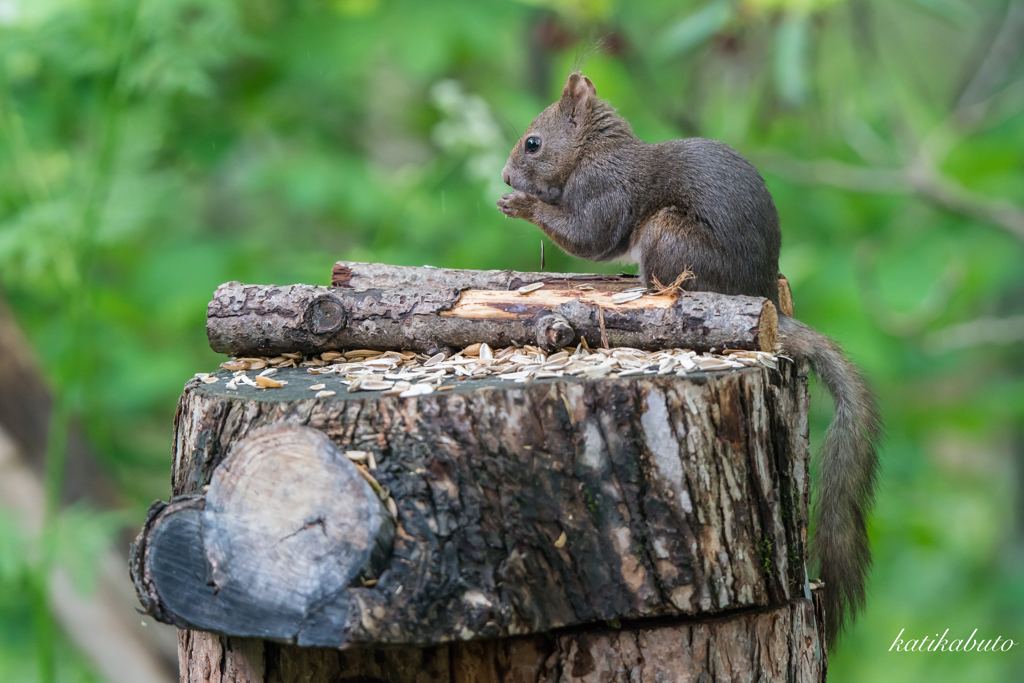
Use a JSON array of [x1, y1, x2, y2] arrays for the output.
[[206, 282, 777, 357], [133, 358, 818, 656]]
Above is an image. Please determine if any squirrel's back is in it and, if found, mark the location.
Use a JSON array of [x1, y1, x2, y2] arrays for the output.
[[633, 138, 781, 301]]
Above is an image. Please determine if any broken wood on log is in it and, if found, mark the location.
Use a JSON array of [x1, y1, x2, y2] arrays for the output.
[[177, 590, 826, 683], [778, 273, 795, 317], [135, 359, 811, 648], [206, 282, 777, 357], [131, 425, 393, 645], [332, 260, 798, 317]]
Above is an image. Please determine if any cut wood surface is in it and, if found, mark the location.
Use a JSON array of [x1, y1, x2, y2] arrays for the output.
[[131, 426, 393, 645], [206, 281, 777, 357], [136, 359, 811, 648], [177, 591, 826, 683]]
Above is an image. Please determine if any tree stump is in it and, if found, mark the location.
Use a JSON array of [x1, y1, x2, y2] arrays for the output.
[[134, 353, 825, 681]]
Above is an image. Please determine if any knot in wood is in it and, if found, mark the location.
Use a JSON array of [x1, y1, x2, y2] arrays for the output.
[[534, 312, 576, 351], [304, 295, 346, 335]]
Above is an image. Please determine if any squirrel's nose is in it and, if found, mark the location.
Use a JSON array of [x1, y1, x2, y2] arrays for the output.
[[502, 171, 511, 187]]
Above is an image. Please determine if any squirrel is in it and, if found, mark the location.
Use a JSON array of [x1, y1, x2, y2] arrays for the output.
[[498, 71, 881, 646]]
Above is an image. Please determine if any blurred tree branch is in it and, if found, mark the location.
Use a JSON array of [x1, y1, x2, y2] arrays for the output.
[[757, 152, 1024, 243], [954, 0, 1024, 127], [924, 315, 1024, 353], [853, 242, 965, 338]]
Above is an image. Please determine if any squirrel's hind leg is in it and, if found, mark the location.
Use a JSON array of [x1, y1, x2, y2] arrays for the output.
[[634, 206, 716, 292], [635, 206, 778, 303]]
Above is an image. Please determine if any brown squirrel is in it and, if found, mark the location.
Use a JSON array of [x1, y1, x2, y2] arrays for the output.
[[498, 71, 881, 646]]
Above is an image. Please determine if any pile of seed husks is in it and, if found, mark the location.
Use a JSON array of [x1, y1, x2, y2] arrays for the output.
[[197, 341, 780, 399]]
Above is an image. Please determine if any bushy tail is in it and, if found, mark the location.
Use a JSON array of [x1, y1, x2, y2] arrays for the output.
[[779, 315, 882, 647]]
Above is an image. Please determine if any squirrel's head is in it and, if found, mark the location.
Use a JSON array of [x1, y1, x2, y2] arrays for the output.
[[501, 72, 597, 204]]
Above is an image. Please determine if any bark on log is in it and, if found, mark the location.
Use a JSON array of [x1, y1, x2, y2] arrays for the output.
[[134, 359, 811, 649], [206, 282, 777, 357], [176, 591, 826, 683]]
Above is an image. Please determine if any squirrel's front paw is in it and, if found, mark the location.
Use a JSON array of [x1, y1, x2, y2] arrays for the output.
[[497, 191, 537, 219]]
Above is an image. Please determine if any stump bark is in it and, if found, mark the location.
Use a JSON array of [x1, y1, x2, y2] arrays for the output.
[[177, 593, 827, 683], [136, 354, 824, 681]]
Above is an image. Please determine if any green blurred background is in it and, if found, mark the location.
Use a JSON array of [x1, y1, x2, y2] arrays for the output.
[[1, 0, 1023, 680]]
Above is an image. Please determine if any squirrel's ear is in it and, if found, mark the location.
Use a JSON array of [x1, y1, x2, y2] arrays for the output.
[[559, 72, 594, 120]]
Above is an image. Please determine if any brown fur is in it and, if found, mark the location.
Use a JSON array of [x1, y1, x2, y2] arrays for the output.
[[498, 72, 882, 646]]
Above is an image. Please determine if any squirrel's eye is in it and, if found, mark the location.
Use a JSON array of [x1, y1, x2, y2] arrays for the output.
[[525, 136, 541, 153]]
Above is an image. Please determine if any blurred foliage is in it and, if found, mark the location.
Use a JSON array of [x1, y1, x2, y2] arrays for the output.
[[1, 0, 1023, 680]]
